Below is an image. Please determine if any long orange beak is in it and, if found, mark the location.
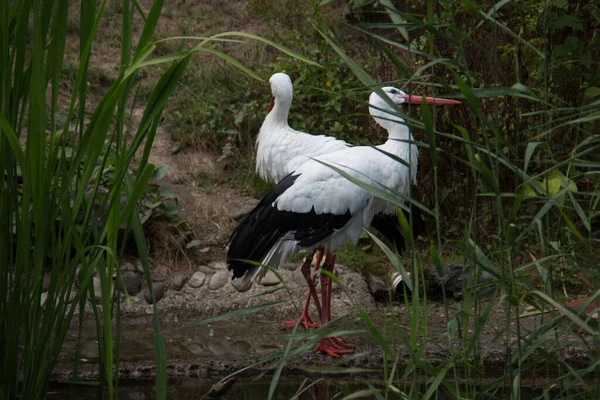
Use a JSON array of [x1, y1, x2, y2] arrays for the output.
[[400, 94, 461, 105]]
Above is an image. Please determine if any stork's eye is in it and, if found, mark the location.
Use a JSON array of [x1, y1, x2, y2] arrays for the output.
[[389, 89, 398, 94]]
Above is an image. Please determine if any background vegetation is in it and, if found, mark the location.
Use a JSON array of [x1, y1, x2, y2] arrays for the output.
[[177, 0, 600, 398], [1, 0, 599, 399]]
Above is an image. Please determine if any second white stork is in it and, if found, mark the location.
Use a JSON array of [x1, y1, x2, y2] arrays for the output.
[[254, 72, 349, 329], [228, 87, 460, 356]]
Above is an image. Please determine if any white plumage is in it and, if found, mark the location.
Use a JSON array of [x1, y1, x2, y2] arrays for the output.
[[229, 87, 421, 288], [255, 72, 348, 184]]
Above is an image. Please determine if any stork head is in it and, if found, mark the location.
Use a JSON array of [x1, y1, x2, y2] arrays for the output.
[[268, 72, 293, 112], [369, 86, 461, 129]]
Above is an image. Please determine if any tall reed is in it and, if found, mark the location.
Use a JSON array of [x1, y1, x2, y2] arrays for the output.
[[317, 0, 600, 398]]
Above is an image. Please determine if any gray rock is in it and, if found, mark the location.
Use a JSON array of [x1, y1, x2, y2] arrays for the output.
[[230, 341, 251, 355], [368, 273, 388, 302], [260, 271, 281, 287], [197, 265, 214, 275], [427, 264, 495, 300], [172, 274, 188, 291], [67, 290, 77, 303], [207, 341, 227, 356], [118, 271, 143, 295], [281, 262, 298, 271], [208, 270, 229, 290], [144, 282, 165, 304], [208, 261, 227, 270], [120, 261, 137, 272], [42, 272, 52, 292], [92, 276, 103, 302], [231, 277, 252, 292], [187, 343, 210, 356], [134, 259, 145, 273], [188, 272, 206, 288], [292, 269, 309, 287], [223, 199, 260, 221]]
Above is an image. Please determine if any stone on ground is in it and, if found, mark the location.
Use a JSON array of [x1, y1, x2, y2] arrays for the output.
[[260, 271, 281, 286], [144, 282, 165, 304], [118, 271, 143, 295], [172, 273, 188, 291], [208, 270, 229, 290], [188, 271, 206, 288]]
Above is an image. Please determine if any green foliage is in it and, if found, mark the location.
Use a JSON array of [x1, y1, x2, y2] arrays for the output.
[[164, 0, 382, 176], [200, 0, 600, 398]]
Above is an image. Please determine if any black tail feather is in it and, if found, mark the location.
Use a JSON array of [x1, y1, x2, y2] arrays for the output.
[[370, 204, 424, 253], [226, 172, 352, 279]]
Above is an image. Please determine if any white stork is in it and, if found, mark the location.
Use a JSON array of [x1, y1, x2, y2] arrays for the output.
[[254, 73, 424, 331], [254, 73, 349, 329], [228, 87, 460, 356]]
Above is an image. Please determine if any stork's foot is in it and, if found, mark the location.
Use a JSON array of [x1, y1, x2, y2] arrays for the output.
[[314, 337, 354, 357], [327, 336, 354, 349], [282, 312, 322, 330]]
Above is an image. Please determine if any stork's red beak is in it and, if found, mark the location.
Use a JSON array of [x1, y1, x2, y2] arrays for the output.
[[400, 94, 461, 105], [267, 96, 275, 112]]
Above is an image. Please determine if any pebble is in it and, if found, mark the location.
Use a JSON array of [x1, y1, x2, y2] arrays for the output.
[[187, 343, 209, 356], [134, 259, 145, 273], [281, 263, 298, 271], [207, 341, 227, 356], [120, 261, 137, 272], [197, 265, 214, 275], [118, 271, 143, 295], [68, 290, 77, 303], [188, 272, 206, 288], [144, 282, 165, 304], [230, 341, 251, 355], [292, 269, 308, 287], [208, 271, 229, 290], [172, 274, 188, 291], [231, 278, 252, 292], [260, 271, 281, 287], [208, 261, 227, 270]]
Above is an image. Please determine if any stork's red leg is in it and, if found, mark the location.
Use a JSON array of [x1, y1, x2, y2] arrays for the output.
[[314, 254, 354, 357], [283, 251, 323, 329]]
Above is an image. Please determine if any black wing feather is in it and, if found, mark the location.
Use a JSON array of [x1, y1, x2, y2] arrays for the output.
[[227, 173, 352, 279]]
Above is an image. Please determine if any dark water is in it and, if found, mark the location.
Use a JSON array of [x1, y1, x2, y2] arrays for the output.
[[47, 379, 362, 400], [47, 379, 561, 400]]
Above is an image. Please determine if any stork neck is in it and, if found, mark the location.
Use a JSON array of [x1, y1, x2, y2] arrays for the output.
[[269, 95, 292, 125], [384, 120, 412, 141]]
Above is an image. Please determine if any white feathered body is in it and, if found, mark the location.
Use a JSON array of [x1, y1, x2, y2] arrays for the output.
[[228, 86, 419, 291], [255, 119, 347, 183], [255, 72, 348, 184]]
